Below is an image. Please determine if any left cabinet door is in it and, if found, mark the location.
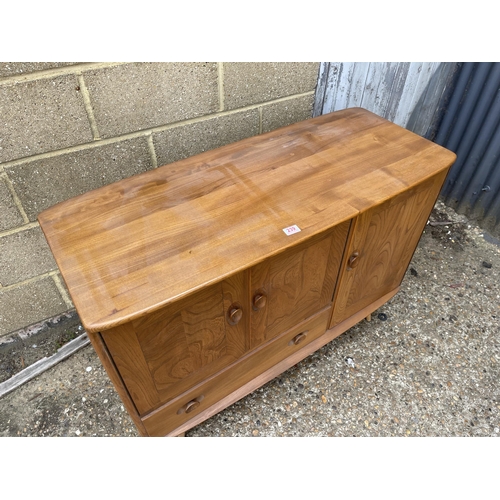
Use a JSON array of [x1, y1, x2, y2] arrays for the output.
[[101, 272, 249, 416]]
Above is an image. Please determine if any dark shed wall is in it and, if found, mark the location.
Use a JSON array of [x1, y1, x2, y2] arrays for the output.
[[436, 62, 500, 238]]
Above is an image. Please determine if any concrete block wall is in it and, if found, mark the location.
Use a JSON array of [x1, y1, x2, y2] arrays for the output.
[[0, 62, 320, 338]]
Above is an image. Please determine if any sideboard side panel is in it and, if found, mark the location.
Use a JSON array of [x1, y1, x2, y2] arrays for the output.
[[87, 331, 149, 436]]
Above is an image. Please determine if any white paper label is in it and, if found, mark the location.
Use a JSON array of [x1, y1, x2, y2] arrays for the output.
[[283, 224, 301, 236]]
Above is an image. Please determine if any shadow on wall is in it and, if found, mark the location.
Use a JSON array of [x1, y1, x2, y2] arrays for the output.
[[406, 62, 462, 140]]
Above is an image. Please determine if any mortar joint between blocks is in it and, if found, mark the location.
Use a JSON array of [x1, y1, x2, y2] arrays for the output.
[[147, 134, 158, 169], [77, 74, 100, 141], [0, 62, 127, 87], [0, 270, 60, 291], [218, 62, 225, 112], [0, 221, 39, 239], [51, 273, 74, 309], [1, 172, 30, 224]]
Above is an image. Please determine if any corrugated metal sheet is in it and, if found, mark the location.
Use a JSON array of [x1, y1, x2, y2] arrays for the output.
[[314, 62, 459, 139], [436, 62, 500, 237]]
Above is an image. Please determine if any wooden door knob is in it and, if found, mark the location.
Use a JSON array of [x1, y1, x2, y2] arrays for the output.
[[184, 399, 200, 414], [347, 252, 360, 270], [290, 331, 308, 345], [227, 305, 243, 325], [252, 292, 267, 310]]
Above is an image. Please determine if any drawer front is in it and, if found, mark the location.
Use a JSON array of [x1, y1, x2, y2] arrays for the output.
[[141, 306, 331, 436]]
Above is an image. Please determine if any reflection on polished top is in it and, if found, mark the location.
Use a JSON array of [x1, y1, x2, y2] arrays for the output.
[[37, 108, 456, 333]]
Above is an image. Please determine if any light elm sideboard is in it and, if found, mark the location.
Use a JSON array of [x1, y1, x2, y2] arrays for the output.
[[38, 108, 456, 436]]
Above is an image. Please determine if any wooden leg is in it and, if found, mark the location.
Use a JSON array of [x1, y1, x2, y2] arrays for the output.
[[365, 313, 371, 322]]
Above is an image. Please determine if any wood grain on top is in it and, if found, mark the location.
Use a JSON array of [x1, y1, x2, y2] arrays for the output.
[[38, 108, 456, 333]]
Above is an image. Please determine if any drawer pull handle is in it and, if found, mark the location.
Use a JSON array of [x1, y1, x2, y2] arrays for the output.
[[290, 331, 308, 346], [347, 252, 360, 270], [252, 292, 267, 310], [228, 305, 243, 325], [184, 400, 201, 414], [177, 395, 204, 415]]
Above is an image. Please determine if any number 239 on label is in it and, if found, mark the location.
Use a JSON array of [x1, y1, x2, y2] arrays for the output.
[[282, 224, 301, 236]]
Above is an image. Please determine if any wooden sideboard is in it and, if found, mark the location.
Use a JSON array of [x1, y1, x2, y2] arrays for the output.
[[38, 108, 456, 436]]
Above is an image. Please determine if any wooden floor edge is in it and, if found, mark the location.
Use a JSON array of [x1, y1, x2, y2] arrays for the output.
[[165, 287, 400, 437], [0, 333, 90, 399]]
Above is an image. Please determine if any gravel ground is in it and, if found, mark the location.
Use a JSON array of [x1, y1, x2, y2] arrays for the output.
[[0, 200, 499, 437]]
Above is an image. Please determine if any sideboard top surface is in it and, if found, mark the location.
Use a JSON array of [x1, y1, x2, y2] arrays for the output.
[[38, 107, 456, 333]]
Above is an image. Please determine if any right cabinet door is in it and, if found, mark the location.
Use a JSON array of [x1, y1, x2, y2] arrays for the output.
[[330, 172, 446, 327]]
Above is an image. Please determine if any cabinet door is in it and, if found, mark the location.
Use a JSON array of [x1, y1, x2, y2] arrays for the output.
[[250, 221, 350, 348], [101, 272, 249, 415], [330, 172, 446, 327]]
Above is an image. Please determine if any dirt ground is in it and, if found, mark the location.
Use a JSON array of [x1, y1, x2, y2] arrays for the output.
[[0, 199, 499, 437]]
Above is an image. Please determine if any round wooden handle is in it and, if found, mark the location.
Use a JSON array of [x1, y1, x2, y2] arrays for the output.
[[184, 400, 200, 414], [347, 252, 360, 269], [228, 306, 243, 325], [252, 292, 267, 310], [292, 332, 308, 345]]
